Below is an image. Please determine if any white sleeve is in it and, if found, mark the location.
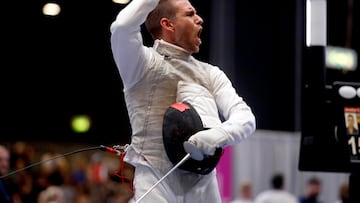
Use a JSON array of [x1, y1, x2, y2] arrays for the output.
[[180, 67, 256, 160], [210, 67, 256, 146], [110, 0, 159, 90]]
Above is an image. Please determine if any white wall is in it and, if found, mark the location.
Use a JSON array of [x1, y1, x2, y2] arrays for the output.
[[232, 129, 349, 203]]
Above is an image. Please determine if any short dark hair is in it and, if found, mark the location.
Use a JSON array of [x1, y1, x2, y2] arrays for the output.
[[271, 174, 284, 189], [308, 177, 321, 185], [145, 0, 176, 39]]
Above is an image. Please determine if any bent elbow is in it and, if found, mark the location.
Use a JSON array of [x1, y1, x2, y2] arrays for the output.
[[110, 20, 128, 35], [244, 113, 256, 138], [249, 114, 256, 134]]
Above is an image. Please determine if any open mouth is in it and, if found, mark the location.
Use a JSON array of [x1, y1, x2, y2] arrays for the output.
[[197, 28, 202, 37]]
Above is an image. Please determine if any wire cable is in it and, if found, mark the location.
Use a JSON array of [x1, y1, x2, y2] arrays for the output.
[[0, 145, 102, 179]]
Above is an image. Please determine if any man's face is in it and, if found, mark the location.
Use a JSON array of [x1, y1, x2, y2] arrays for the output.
[[0, 147, 10, 176], [348, 115, 355, 127], [308, 183, 321, 197], [171, 0, 203, 54]]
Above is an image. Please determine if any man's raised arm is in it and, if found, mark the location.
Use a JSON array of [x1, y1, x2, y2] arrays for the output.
[[110, 0, 159, 89]]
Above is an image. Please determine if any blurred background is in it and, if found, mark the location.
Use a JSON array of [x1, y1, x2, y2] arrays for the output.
[[1, 0, 359, 202]]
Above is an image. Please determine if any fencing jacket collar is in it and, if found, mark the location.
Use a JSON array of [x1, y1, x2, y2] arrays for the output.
[[153, 39, 191, 61]]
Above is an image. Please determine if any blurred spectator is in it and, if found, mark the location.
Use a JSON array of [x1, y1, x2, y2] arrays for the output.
[[37, 185, 65, 203], [8, 141, 37, 202], [11, 172, 35, 202], [230, 180, 253, 203], [71, 155, 88, 188], [334, 182, 349, 203], [254, 173, 297, 203], [37, 151, 75, 203], [0, 144, 13, 203], [88, 152, 109, 203], [299, 177, 322, 203], [10, 141, 34, 170]]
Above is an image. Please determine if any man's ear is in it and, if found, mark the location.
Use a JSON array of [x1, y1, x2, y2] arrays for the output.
[[160, 18, 175, 32]]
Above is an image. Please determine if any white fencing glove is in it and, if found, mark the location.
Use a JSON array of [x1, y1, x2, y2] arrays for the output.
[[183, 127, 228, 161], [177, 81, 228, 161]]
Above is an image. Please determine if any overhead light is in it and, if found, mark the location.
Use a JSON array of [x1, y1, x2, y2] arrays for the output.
[[112, 0, 130, 4], [326, 46, 358, 71], [42, 2, 61, 16]]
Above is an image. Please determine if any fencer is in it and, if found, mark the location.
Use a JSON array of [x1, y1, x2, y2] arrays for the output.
[[109, 0, 256, 202]]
